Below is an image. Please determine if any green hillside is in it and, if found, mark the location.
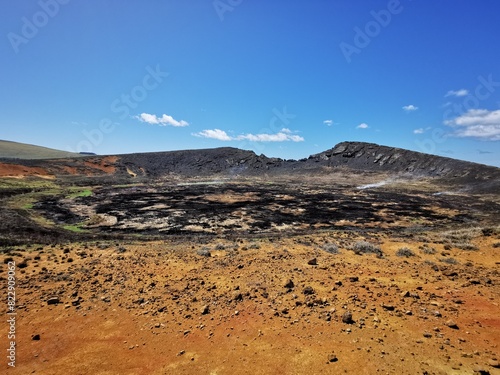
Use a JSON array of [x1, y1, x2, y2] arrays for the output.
[[0, 140, 85, 160]]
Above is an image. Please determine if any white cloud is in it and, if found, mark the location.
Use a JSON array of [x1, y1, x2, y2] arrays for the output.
[[323, 120, 333, 126], [445, 89, 469, 97], [357, 123, 369, 129], [444, 109, 500, 141], [193, 128, 304, 142], [135, 113, 189, 127], [402, 104, 418, 112], [193, 129, 232, 141], [413, 127, 431, 134]]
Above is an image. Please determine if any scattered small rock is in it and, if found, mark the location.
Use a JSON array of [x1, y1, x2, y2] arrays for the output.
[[445, 320, 459, 329], [47, 297, 60, 305], [303, 286, 315, 295], [201, 305, 210, 315], [32, 334, 40, 341], [327, 353, 338, 363], [488, 359, 500, 368], [232, 292, 243, 302], [342, 311, 354, 324], [307, 258, 317, 266], [381, 304, 395, 311], [473, 365, 490, 374], [283, 279, 295, 289]]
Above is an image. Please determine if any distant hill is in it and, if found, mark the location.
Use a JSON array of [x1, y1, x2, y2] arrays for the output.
[[0, 141, 499, 193], [0, 140, 84, 160]]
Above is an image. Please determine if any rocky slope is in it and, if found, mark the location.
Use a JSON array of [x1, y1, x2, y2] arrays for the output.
[[0, 142, 499, 191], [306, 142, 499, 178]]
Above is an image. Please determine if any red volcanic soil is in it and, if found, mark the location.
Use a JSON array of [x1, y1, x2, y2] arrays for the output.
[[2, 233, 499, 375], [83, 156, 118, 174], [0, 163, 52, 178], [0, 156, 119, 179]]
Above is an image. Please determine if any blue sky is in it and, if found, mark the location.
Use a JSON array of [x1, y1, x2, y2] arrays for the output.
[[1, 0, 500, 166]]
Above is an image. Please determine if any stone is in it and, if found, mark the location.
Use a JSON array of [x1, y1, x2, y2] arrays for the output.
[[303, 286, 315, 295], [47, 297, 60, 305], [32, 334, 40, 340], [488, 359, 500, 368], [327, 353, 338, 362], [201, 305, 210, 315], [445, 320, 459, 329], [307, 258, 317, 266], [342, 311, 354, 324], [472, 365, 490, 374], [232, 292, 243, 302], [283, 279, 295, 289], [381, 304, 395, 311]]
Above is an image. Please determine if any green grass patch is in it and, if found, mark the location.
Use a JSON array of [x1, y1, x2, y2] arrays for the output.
[[67, 189, 92, 198], [63, 224, 85, 233], [0, 178, 59, 191]]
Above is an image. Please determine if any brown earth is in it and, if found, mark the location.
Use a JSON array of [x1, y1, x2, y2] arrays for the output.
[[0, 163, 52, 179], [1, 229, 499, 375]]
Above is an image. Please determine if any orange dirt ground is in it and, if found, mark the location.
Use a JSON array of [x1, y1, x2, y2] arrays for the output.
[[1, 231, 499, 374], [0, 163, 52, 179]]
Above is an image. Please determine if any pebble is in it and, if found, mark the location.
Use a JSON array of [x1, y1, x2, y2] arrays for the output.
[[201, 305, 210, 315], [342, 311, 354, 324], [327, 353, 338, 363], [488, 359, 500, 368], [303, 286, 315, 295], [307, 258, 317, 266], [47, 297, 60, 305], [283, 279, 295, 289]]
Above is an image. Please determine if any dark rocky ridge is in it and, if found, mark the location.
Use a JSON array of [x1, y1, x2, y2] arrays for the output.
[[107, 142, 500, 192], [1, 142, 499, 191], [119, 147, 285, 177], [306, 142, 499, 178]]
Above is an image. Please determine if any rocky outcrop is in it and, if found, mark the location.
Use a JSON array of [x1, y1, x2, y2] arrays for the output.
[[307, 142, 499, 179], [118, 147, 284, 177], [1, 142, 499, 192]]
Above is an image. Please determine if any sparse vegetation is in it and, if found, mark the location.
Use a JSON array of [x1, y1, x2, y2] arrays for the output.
[[419, 244, 437, 254], [440, 227, 482, 251], [197, 247, 211, 257], [68, 189, 92, 198], [440, 257, 459, 265], [351, 241, 383, 257], [63, 225, 85, 233], [322, 243, 339, 254], [396, 247, 415, 257]]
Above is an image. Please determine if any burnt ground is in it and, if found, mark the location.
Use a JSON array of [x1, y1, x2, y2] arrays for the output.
[[33, 181, 500, 238], [1, 175, 500, 374]]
